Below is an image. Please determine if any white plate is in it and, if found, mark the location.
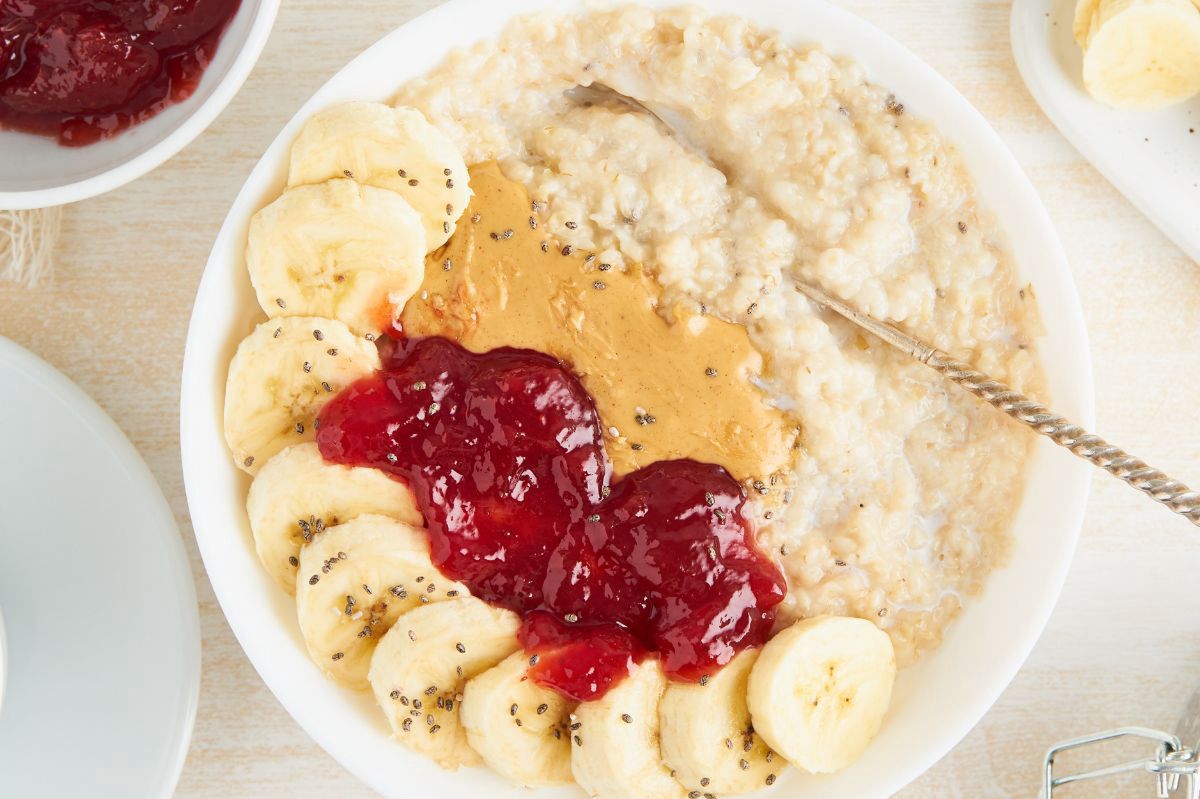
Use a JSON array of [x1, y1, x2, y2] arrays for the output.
[[0, 0, 280, 210], [1011, 0, 1200, 262], [0, 608, 6, 714], [0, 337, 201, 798], [181, 1, 1095, 797]]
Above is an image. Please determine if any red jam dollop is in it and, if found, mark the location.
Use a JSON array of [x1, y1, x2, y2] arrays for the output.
[[316, 336, 786, 700], [0, 0, 240, 145]]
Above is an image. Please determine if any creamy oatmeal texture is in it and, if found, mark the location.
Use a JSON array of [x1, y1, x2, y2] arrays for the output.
[[398, 6, 1043, 665]]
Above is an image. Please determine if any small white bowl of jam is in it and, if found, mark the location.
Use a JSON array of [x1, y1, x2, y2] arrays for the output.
[[0, 0, 279, 210]]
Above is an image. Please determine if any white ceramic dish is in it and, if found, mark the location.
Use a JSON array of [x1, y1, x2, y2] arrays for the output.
[[0, 607, 6, 715], [0, 0, 280, 210], [1011, 0, 1200, 262], [0, 336, 201, 798], [180, 1, 1095, 796]]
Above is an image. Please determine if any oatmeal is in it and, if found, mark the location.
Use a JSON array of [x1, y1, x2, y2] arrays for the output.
[[397, 6, 1044, 665]]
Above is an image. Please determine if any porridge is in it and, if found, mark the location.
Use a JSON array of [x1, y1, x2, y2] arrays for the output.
[[221, 5, 1047, 792], [396, 6, 1044, 665]]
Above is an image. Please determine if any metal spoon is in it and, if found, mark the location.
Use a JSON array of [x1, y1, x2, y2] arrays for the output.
[[798, 282, 1200, 527], [572, 82, 1200, 527]]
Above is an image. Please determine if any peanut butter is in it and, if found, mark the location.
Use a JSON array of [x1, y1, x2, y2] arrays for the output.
[[400, 162, 797, 483]]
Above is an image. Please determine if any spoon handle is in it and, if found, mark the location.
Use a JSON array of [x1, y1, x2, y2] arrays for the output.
[[795, 281, 1200, 527], [925, 350, 1200, 526]]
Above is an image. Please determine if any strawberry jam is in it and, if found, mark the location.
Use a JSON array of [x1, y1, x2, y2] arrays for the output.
[[316, 335, 786, 700], [0, 0, 240, 145]]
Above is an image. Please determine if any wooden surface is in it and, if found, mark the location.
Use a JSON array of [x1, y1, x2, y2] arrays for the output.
[[1, 1, 1197, 797]]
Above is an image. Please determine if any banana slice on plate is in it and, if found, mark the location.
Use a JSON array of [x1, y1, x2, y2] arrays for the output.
[[1078, 0, 1200, 109], [368, 597, 521, 769], [288, 102, 470, 250], [747, 615, 896, 775], [296, 514, 466, 690], [460, 652, 576, 788], [248, 443, 422, 594], [571, 660, 689, 799], [1074, 0, 1102, 46], [224, 316, 379, 475], [659, 649, 780, 794], [247, 178, 427, 335]]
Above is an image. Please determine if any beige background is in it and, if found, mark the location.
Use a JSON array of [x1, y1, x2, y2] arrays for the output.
[[1, 1, 1197, 796]]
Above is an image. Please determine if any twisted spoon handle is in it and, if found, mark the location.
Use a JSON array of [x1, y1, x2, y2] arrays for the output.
[[924, 351, 1200, 525], [795, 281, 1200, 527]]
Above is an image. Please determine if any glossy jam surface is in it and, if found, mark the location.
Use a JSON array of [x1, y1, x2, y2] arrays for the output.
[[0, 0, 240, 145], [317, 336, 786, 700]]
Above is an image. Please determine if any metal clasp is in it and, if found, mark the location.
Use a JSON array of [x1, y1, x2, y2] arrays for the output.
[[1042, 727, 1199, 797]]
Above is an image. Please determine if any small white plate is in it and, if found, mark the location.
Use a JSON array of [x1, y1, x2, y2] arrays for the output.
[[0, 337, 201, 798], [0, 608, 7, 713], [1011, 0, 1200, 262]]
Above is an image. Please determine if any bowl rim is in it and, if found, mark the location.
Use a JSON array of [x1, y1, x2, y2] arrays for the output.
[[181, 1, 1095, 796], [0, 0, 281, 211]]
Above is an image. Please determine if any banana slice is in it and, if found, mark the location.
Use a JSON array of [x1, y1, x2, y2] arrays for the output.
[[659, 649, 780, 794], [747, 615, 896, 775], [248, 443, 423, 594], [368, 597, 521, 770], [296, 514, 466, 690], [224, 316, 379, 475], [1081, 0, 1200, 109], [571, 660, 689, 799], [246, 179, 426, 335], [287, 102, 470, 250], [1074, 0, 1102, 46], [460, 652, 575, 788]]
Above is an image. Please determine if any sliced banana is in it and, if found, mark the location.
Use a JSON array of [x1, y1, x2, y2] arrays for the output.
[[659, 649, 780, 794], [248, 443, 422, 594], [1074, 0, 1102, 46], [571, 660, 689, 799], [296, 514, 466, 690], [224, 316, 379, 475], [368, 597, 521, 770], [747, 615, 896, 775], [288, 102, 470, 250], [246, 178, 426, 336], [460, 652, 575, 788], [1080, 0, 1200, 109]]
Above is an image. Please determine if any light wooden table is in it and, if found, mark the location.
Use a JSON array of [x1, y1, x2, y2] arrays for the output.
[[1, 1, 1196, 797]]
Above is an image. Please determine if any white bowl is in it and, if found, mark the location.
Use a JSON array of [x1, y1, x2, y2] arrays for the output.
[[0, 0, 280, 210], [181, 1, 1095, 796]]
